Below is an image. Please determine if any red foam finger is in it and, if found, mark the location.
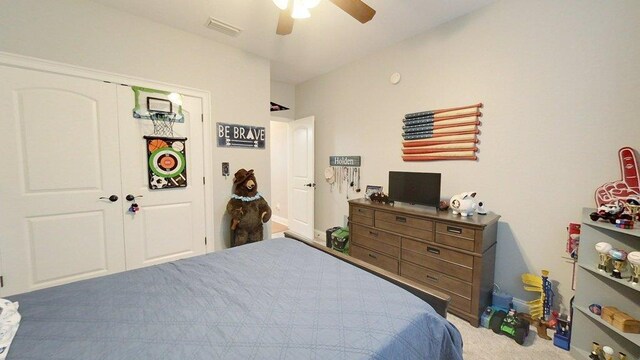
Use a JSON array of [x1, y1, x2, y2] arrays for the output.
[[619, 147, 639, 192]]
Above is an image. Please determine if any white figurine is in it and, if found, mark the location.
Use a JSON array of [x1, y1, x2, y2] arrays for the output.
[[450, 192, 477, 217]]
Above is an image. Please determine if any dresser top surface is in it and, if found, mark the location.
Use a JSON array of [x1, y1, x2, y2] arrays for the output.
[[349, 198, 500, 227]]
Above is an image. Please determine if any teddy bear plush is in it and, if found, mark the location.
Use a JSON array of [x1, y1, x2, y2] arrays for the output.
[[226, 168, 272, 247]]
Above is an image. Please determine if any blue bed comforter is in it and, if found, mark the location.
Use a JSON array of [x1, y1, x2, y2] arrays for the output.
[[8, 238, 462, 359]]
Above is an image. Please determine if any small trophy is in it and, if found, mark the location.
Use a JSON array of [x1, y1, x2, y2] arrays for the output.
[[609, 248, 628, 279], [628, 251, 640, 284], [588, 342, 601, 360], [595, 242, 612, 271]]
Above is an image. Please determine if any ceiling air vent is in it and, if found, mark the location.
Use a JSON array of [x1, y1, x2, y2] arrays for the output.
[[205, 17, 242, 37]]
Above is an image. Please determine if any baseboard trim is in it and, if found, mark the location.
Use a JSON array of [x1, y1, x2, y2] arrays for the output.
[[511, 297, 530, 314]]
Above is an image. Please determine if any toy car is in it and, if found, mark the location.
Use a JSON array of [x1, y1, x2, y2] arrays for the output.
[[489, 309, 530, 345], [589, 202, 632, 224]]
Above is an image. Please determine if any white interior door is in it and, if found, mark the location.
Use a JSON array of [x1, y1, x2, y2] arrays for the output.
[[117, 87, 206, 269], [288, 116, 315, 240], [0, 66, 126, 296]]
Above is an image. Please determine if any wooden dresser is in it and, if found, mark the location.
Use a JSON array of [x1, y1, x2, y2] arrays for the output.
[[348, 198, 500, 327]]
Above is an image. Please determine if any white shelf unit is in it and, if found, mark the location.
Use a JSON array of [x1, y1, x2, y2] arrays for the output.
[[570, 208, 640, 359]]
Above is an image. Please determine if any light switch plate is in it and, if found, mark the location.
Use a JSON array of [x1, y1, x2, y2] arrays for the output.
[[222, 162, 229, 177]]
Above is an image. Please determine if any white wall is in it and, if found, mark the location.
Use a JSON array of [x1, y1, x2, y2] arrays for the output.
[[296, 0, 640, 309], [271, 80, 296, 119], [270, 119, 290, 222], [0, 0, 271, 251]]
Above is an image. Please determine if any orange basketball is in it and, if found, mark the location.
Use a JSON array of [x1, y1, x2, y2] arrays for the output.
[[148, 139, 168, 152]]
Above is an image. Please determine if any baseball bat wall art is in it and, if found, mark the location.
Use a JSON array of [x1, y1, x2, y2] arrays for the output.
[[401, 103, 483, 161]]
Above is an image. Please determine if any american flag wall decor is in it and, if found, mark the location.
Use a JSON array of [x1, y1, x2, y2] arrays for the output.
[[401, 103, 483, 161]]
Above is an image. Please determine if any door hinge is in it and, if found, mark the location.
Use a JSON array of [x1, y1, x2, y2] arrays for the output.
[[204, 237, 208, 245], [203, 177, 206, 185], [201, 114, 204, 122], [0, 276, 4, 288]]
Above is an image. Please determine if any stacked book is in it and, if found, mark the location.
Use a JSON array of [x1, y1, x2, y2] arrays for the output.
[[402, 103, 482, 161]]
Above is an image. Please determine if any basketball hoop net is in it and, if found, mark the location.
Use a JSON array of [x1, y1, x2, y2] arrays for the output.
[[149, 112, 178, 138]]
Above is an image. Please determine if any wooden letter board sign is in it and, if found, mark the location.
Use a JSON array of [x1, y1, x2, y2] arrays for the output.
[[217, 122, 266, 149]]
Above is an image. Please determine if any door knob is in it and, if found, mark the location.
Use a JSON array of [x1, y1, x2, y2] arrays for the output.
[[99, 195, 119, 202], [126, 194, 143, 202], [304, 183, 316, 188]]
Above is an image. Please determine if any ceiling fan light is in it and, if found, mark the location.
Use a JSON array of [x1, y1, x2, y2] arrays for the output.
[[272, 0, 289, 10], [303, 0, 321, 9], [291, 0, 311, 19]]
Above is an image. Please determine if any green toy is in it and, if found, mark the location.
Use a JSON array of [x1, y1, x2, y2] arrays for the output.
[[331, 227, 349, 254], [489, 309, 530, 345]]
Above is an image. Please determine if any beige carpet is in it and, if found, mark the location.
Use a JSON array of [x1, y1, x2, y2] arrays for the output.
[[272, 221, 288, 234], [447, 313, 573, 359]]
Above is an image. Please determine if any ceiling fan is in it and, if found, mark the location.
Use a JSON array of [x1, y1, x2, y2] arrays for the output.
[[274, 0, 376, 35]]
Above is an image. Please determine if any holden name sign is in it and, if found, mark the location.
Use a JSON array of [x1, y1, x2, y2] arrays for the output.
[[329, 156, 361, 167]]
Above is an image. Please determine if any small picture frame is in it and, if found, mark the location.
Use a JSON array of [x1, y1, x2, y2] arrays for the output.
[[365, 185, 383, 200], [147, 97, 173, 114]]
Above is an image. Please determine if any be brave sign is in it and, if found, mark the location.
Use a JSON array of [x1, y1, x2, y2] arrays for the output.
[[217, 123, 266, 149]]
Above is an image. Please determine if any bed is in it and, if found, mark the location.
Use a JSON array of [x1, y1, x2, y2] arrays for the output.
[[7, 237, 463, 359]]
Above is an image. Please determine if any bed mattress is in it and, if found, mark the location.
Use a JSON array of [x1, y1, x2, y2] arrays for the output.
[[8, 238, 462, 359]]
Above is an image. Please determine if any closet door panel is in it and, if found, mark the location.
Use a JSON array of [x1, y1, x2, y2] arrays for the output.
[[0, 66, 125, 296], [117, 87, 206, 269]]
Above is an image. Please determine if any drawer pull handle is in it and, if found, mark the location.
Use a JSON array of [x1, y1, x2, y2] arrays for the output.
[[426, 275, 439, 282], [447, 226, 462, 234], [368, 253, 377, 259], [395, 216, 407, 223], [358, 208, 365, 213], [369, 231, 379, 237], [427, 246, 440, 255]]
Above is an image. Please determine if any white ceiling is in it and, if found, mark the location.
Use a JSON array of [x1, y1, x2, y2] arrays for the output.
[[92, 0, 494, 84]]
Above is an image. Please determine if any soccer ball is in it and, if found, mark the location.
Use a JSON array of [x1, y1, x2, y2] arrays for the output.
[[150, 175, 168, 189]]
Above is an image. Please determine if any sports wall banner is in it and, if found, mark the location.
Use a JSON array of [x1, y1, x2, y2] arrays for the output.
[[144, 136, 188, 189]]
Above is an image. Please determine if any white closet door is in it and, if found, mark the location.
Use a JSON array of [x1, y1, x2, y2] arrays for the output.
[[0, 66, 125, 296], [116, 87, 206, 269]]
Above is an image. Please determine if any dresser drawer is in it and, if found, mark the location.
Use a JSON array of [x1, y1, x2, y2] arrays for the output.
[[440, 289, 472, 313], [400, 261, 472, 299], [375, 211, 433, 241], [402, 238, 474, 268], [400, 263, 471, 312], [351, 245, 398, 274], [401, 249, 472, 282], [351, 214, 373, 226], [351, 206, 374, 219], [435, 222, 476, 252], [352, 225, 400, 257]]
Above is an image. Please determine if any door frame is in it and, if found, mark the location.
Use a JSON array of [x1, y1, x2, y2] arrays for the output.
[[0, 51, 216, 254], [269, 116, 291, 227], [287, 116, 315, 240]]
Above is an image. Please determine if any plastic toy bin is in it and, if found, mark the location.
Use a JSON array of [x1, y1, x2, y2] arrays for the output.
[[325, 226, 341, 248]]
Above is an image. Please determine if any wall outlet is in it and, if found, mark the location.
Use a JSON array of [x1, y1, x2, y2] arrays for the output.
[[343, 215, 349, 228]]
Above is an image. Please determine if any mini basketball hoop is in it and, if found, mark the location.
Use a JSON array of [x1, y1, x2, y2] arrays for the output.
[[132, 86, 185, 138], [149, 112, 178, 137]]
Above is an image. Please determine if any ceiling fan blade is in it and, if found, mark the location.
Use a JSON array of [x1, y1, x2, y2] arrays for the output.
[[329, 0, 376, 24], [276, 9, 294, 35]]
